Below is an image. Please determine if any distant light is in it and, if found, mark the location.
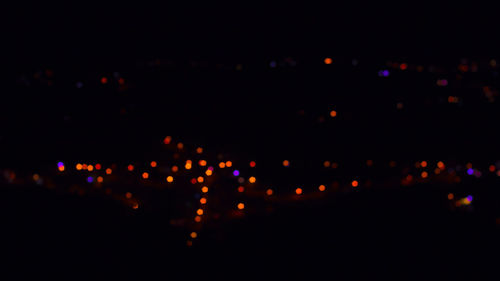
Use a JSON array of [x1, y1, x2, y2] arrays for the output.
[[448, 193, 454, 200], [57, 162, 64, 168], [197, 176, 204, 183], [323, 161, 331, 168], [171, 166, 179, 172], [266, 189, 273, 196], [194, 216, 202, 222], [249, 161, 256, 168], [421, 161, 427, 168], [295, 188, 303, 195], [142, 172, 149, 179], [87, 176, 94, 183], [190, 178, 197, 184], [200, 198, 207, 204], [97, 176, 103, 183], [351, 180, 359, 187], [489, 165, 496, 172], [225, 161, 233, 168], [421, 171, 428, 178], [196, 209, 204, 215], [177, 142, 184, 150], [324, 58, 333, 65], [206, 169, 213, 176], [87, 165, 94, 172], [201, 186, 209, 193], [190, 232, 198, 239], [76, 82, 83, 88], [196, 147, 203, 154], [199, 160, 207, 166], [126, 192, 132, 199], [219, 162, 226, 169], [233, 170, 240, 176], [282, 160, 290, 167], [466, 195, 473, 202], [127, 164, 134, 171], [150, 161, 157, 168], [467, 168, 474, 175], [164, 136, 172, 144], [366, 160, 373, 167], [106, 168, 112, 175], [437, 161, 445, 169], [101, 77, 108, 84], [237, 203, 245, 210], [76, 163, 83, 170], [166, 176, 174, 183], [400, 63, 408, 70], [248, 176, 256, 183], [330, 110, 337, 118], [318, 185, 326, 191], [237, 186, 244, 193], [58, 165, 65, 172], [270, 61, 277, 68]]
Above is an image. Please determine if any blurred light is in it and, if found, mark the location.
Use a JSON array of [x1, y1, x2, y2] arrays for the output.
[[185, 162, 192, 170], [238, 186, 244, 193], [132, 203, 139, 209], [166, 176, 174, 183], [191, 178, 197, 184], [400, 63, 408, 70], [237, 203, 245, 210], [150, 161, 157, 168], [331, 162, 338, 169], [420, 161, 427, 168], [164, 136, 172, 144], [87, 176, 93, 183], [489, 165, 496, 172], [172, 166, 179, 172], [318, 185, 326, 191], [201, 186, 208, 193], [206, 169, 213, 176], [197, 176, 204, 183], [190, 232, 198, 239], [106, 168, 112, 175], [467, 168, 474, 175], [266, 189, 273, 195], [323, 161, 331, 168], [351, 180, 359, 187], [87, 165, 94, 172], [233, 170, 240, 176], [200, 198, 207, 204], [219, 162, 226, 168], [437, 161, 445, 169], [248, 176, 256, 183], [283, 160, 290, 167], [448, 193, 454, 200], [249, 161, 256, 168], [197, 209, 204, 215], [33, 174, 40, 181], [97, 176, 103, 183], [324, 58, 333, 65], [295, 188, 303, 195], [466, 195, 473, 202], [58, 165, 65, 172], [76, 163, 83, 170], [177, 143, 184, 150], [57, 162, 64, 167], [194, 216, 202, 222], [199, 160, 207, 166], [95, 164, 102, 170], [330, 110, 337, 117], [421, 171, 428, 178], [128, 164, 134, 171], [142, 172, 149, 179], [196, 147, 203, 154], [101, 77, 108, 84], [225, 161, 233, 168], [126, 192, 132, 199], [366, 160, 373, 167]]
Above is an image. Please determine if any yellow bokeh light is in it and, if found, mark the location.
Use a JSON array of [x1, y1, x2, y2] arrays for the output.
[[330, 110, 337, 117], [87, 165, 94, 172], [197, 176, 204, 183], [205, 169, 213, 176], [58, 166, 65, 172], [237, 203, 245, 210], [199, 160, 207, 166], [196, 147, 203, 154], [76, 163, 83, 170], [201, 186, 209, 193], [200, 198, 207, 204], [166, 176, 174, 183], [190, 232, 198, 239], [318, 185, 326, 191], [295, 188, 303, 195], [248, 176, 256, 183], [196, 209, 204, 215], [219, 162, 226, 168], [226, 161, 233, 167], [283, 160, 290, 167]]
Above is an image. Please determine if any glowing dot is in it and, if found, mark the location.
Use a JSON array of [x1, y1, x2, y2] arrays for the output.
[[194, 216, 202, 222], [197, 176, 204, 183], [101, 77, 108, 84], [58, 166, 65, 172], [225, 161, 233, 167], [467, 168, 474, 175], [166, 176, 174, 183], [95, 164, 102, 170], [164, 136, 172, 144], [330, 110, 337, 118], [437, 161, 445, 169], [190, 232, 198, 239], [185, 163, 192, 170], [87, 176, 94, 183], [249, 161, 256, 168], [150, 161, 157, 168], [489, 165, 496, 172], [196, 209, 204, 215], [248, 176, 256, 183], [76, 164, 83, 170], [106, 168, 112, 175], [199, 160, 207, 166], [324, 161, 331, 168], [57, 162, 64, 167], [237, 203, 245, 210], [237, 186, 245, 193], [177, 142, 184, 150], [127, 165, 134, 171], [97, 176, 103, 183], [466, 163, 473, 169], [201, 186, 208, 193], [196, 147, 203, 154], [33, 174, 40, 181], [186, 241, 192, 247], [219, 162, 226, 168], [406, 175, 413, 181], [87, 165, 94, 172], [283, 160, 290, 167], [132, 203, 139, 209], [400, 63, 408, 70], [200, 198, 207, 204], [125, 192, 132, 199], [448, 193, 454, 200], [82, 164, 88, 170], [421, 171, 428, 178], [466, 195, 473, 202], [295, 188, 303, 195], [233, 170, 240, 176], [331, 162, 338, 169], [420, 161, 427, 168], [434, 168, 441, 174], [190, 178, 197, 184], [324, 58, 333, 65], [266, 189, 273, 196], [318, 185, 326, 191], [351, 180, 359, 187], [206, 169, 213, 176], [142, 172, 149, 179], [171, 166, 179, 172]]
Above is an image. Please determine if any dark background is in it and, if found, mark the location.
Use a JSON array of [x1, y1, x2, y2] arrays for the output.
[[2, 2, 500, 278]]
